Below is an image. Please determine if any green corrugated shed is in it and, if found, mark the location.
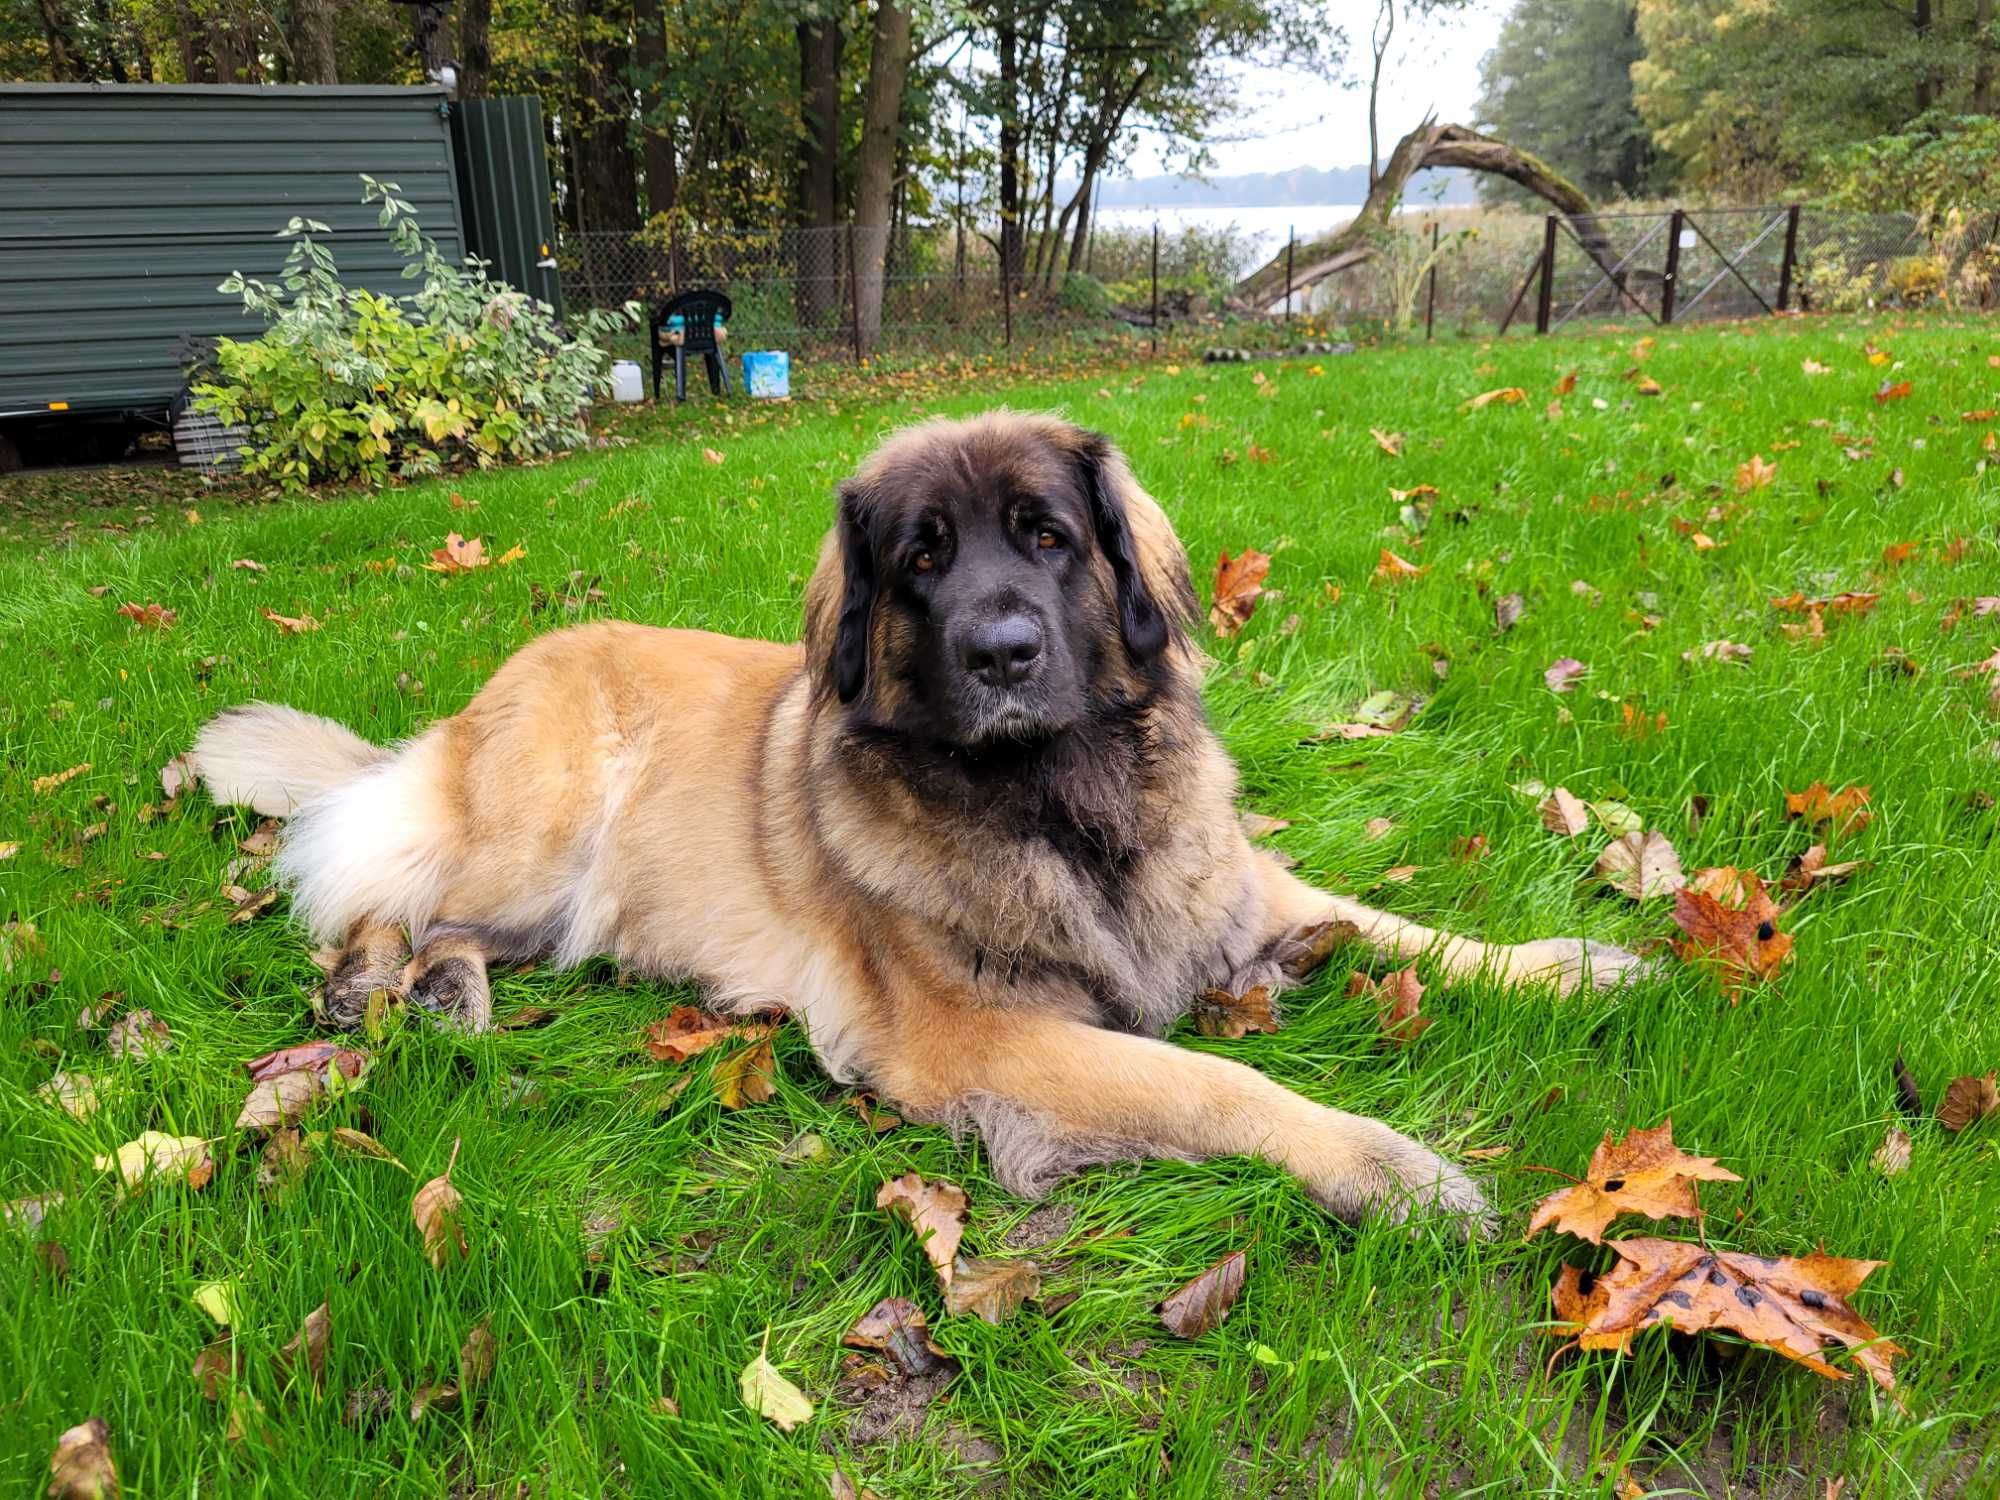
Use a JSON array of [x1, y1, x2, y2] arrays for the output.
[[450, 96, 563, 316], [0, 83, 466, 418]]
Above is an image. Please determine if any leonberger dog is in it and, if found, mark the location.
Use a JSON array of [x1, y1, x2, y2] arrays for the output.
[[194, 412, 1645, 1229]]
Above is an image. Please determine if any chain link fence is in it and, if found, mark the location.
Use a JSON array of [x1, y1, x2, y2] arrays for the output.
[[559, 207, 1998, 365]]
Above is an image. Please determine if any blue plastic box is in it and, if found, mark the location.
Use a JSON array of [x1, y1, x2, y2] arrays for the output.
[[741, 350, 791, 399]]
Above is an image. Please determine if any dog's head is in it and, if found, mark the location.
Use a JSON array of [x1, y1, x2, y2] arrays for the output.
[[804, 412, 1198, 747]]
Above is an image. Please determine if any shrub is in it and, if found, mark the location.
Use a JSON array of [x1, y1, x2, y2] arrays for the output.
[[1057, 273, 1114, 318], [196, 177, 639, 492]]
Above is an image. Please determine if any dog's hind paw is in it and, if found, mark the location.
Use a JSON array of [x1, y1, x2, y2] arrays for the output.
[[314, 920, 409, 1030], [1304, 1116, 1494, 1239], [1499, 936, 1658, 996]]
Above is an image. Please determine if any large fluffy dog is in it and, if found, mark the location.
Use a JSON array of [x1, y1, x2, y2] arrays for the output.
[[194, 412, 1644, 1228]]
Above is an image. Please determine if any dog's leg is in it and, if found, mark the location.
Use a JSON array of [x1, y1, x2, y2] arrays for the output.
[[1253, 856, 1649, 996], [320, 916, 410, 1029], [400, 928, 493, 1033], [881, 1010, 1489, 1231]]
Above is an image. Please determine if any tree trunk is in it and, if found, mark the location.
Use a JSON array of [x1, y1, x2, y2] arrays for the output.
[[853, 0, 912, 353], [1234, 120, 1616, 310], [1913, 0, 1934, 113], [578, 3, 640, 234], [1974, 0, 1995, 114], [794, 9, 843, 327], [37, 0, 78, 79], [459, 0, 493, 98], [172, 0, 215, 81], [1064, 161, 1098, 274], [290, 0, 338, 84], [208, 8, 261, 83], [997, 12, 1023, 291], [1367, 0, 1394, 192], [634, 0, 677, 219]]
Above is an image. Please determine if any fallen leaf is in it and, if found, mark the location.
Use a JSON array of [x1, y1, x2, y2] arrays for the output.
[[641, 1006, 772, 1062], [1590, 800, 1642, 838], [1872, 1127, 1911, 1176], [829, 1463, 885, 1500], [1540, 787, 1589, 838], [1685, 639, 1752, 665], [412, 1138, 467, 1269], [1784, 782, 1872, 839], [231, 558, 266, 572], [1193, 984, 1280, 1039], [1527, 1118, 1740, 1243], [1555, 369, 1577, 394], [942, 1253, 1042, 1323], [4, 1192, 64, 1232], [193, 1278, 243, 1326], [1373, 548, 1425, 583], [235, 1051, 361, 1135], [37, 1071, 104, 1120], [1363, 816, 1397, 840], [1734, 454, 1777, 492], [848, 1093, 903, 1134], [1874, 379, 1913, 404], [1551, 1237, 1901, 1391], [256, 1128, 311, 1197], [460, 1317, 499, 1393], [1347, 967, 1430, 1046], [1370, 427, 1404, 457], [1634, 375, 1663, 396], [259, 607, 320, 635], [1544, 657, 1587, 693], [1802, 359, 1831, 375], [1779, 845, 1864, 897], [95, 1132, 213, 1194], [237, 819, 281, 857], [330, 1126, 409, 1172], [1938, 1072, 1998, 1132], [159, 754, 195, 800], [495, 544, 526, 566], [1595, 831, 1687, 901], [1380, 863, 1420, 884], [1881, 541, 1917, 569], [276, 1302, 330, 1393], [1158, 1249, 1248, 1338], [1209, 548, 1272, 635], [116, 602, 177, 630], [702, 447, 726, 465], [843, 1296, 954, 1378], [1670, 870, 1793, 997], [192, 1337, 243, 1400], [1617, 702, 1668, 740], [1464, 386, 1527, 410], [739, 1333, 814, 1431], [876, 1173, 968, 1286], [424, 533, 488, 572], [714, 1034, 780, 1108], [105, 1010, 171, 1061], [407, 1380, 459, 1421], [1494, 592, 1525, 632], [34, 762, 91, 795], [46, 1417, 118, 1499]]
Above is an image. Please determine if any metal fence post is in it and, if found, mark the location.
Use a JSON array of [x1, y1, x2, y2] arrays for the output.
[[1776, 204, 1802, 311], [846, 222, 864, 365], [1002, 241, 1013, 350], [1284, 227, 1294, 327], [1660, 207, 1685, 325], [1534, 215, 1557, 335], [1150, 220, 1160, 356], [1424, 220, 1439, 341]]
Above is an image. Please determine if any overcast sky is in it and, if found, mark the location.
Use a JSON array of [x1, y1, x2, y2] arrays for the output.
[[1124, 0, 1506, 178]]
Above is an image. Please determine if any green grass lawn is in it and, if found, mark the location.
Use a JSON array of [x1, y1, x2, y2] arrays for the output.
[[4, 315, 1999, 1498]]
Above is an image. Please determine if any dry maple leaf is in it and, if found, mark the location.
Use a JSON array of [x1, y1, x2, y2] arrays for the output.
[[714, 1034, 779, 1108], [876, 1172, 969, 1286], [412, 1138, 467, 1269], [259, 607, 320, 635], [1373, 548, 1425, 583], [1670, 870, 1793, 998], [942, 1253, 1042, 1324], [1595, 830, 1687, 901], [1193, 984, 1280, 1039], [1779, 845, 1864, 898], [1369, 427, 1404, 457], [1464, 386, 1527, 410], [1158, 1249, 1248, 1338], [115, 602, 176, 630], [1771, 591, 1879, 620], [1347, 967, 1430, 1046], [1784, 782, 1872, 839], [1937, 1072, 1998, 1132], [1551, 1237, 1902, 1391], [1874, 379, 1913, 404], [641, 1006, 772, 1062], [1209, 548, 1272, 635], [425, 533, 489, 573], [1554, 369, 1578, 395], [46, 1417, 118, 1500], [1544, 657, 1587, 693], [1734, 455, 1778, 492], [277, 1302, 331, 1394], [1526, 1118, 1740, 1244]]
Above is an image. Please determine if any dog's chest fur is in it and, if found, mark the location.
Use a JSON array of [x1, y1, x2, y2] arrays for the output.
[[817, 691, 1266, 1033]]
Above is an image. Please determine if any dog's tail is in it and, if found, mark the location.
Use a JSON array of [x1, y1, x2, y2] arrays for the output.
[[191, 703, 388, 817]]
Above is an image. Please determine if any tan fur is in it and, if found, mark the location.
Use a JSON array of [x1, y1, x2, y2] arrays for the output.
[[199, 413, 1648, 1229]]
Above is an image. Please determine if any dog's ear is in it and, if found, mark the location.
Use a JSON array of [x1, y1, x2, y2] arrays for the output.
[[803, 481, 878, 703], [1073, 430, 1174, 664]]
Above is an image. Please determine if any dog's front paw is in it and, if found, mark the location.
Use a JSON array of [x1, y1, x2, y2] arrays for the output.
[[1303, 1115, 1493, 1238], [1499, 936, 1656, 996]]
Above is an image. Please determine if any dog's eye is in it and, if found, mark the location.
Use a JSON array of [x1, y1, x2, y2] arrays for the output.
[[1036, 529, 1062, 551], [912, 550, 935, 573]]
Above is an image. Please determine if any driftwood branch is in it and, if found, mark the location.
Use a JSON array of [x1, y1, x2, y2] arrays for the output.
[[1233, 118, 1614, 311]]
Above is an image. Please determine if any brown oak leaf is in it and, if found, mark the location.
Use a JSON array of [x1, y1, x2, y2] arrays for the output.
[[640, 1005, 773, 1062], [1937, 1072, 1998, 1132], [941, 1254, 1042, 1324], [1193, 984, 1279, 1039]]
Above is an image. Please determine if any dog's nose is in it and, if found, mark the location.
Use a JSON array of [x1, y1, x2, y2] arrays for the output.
[[961, 615, 1043, 687]]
